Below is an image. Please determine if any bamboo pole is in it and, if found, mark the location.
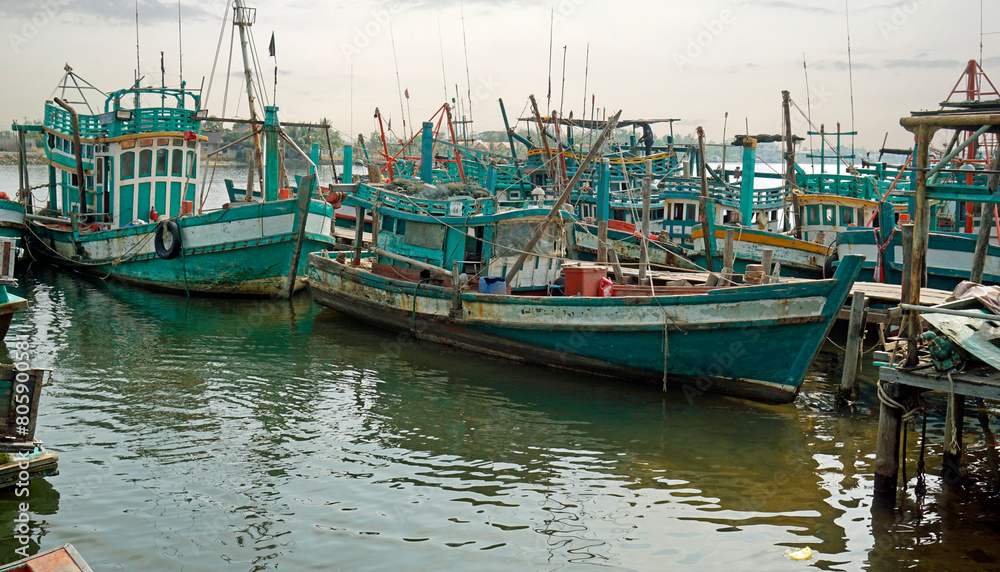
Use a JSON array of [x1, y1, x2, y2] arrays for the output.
[[971, 146, 1000, 283], [697, 126, 715, 272], [782, 90, 801, 238], [638, 159, 652, 282]]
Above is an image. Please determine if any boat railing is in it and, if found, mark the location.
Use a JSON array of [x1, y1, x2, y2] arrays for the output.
[[354, 183, 498, 217], [44, 102, 201, 139]]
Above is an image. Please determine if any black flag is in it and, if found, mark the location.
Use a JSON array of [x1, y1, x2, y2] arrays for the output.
[[268, 32, 275, 57]]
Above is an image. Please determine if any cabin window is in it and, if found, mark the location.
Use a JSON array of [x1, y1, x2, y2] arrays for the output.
[[173, 138, 183, 147], [171, 149, 183, 176], [187, 140, 196, 149], [396, 218, 406, 235], [86, 176, 93, 190], [156, 149, 168, 176], [47, 133, 55, 149], [157, 138, 169, 146], [770, 210, 778, 221], [651, 208, 664, 220], [402, 219, 446, 249], [824, 205, 836, 225], [806, 205, 819, 225], [686, 204, 697, 220], [139, 138, 153, 147], [612, 209, 625, 221], [382, 216, 395, 233], [857, 208, 866, 224], [96, 158, 104, 185], [85, 145, 93, 158], [840, 206, 853, 225], [186, 151, 196, 177], [139, 150, 152, 177], [121, 151, 135, 180], [673, 203, 684, 221], [494, 220, 560, 258]]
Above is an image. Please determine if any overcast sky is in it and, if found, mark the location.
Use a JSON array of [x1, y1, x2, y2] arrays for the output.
[[1, 0, 994, 153]]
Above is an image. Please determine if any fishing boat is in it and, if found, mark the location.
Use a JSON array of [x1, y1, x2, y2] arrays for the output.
[[836, 60, 1000, 289], [308, 115, 864, 403], [20, 5, 338, 298], [0, 237, 26, 338]]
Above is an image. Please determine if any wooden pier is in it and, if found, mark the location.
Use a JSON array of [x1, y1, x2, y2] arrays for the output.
[[872, 108, 1000, 508]]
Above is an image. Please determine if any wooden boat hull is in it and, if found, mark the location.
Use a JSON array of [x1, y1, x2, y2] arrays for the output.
[[27, 199, 338, 297], [309, 253, 863, 403], [837, 227, 1000, 289], [0, 543, 92, 572], [0, 199, 26, 243], [691, 225, 829, 278]]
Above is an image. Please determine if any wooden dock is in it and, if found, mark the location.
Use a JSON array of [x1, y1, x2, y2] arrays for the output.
[[841, 282, 953, 324]]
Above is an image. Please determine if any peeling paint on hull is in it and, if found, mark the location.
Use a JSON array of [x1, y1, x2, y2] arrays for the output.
[[29, 200, 338, 297], [309, 253, 863, 403]]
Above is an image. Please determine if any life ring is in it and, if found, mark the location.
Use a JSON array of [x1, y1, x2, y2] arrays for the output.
[[154, 220, 182, 259]]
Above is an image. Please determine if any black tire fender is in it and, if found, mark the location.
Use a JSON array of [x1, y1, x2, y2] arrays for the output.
[[823, 251, 838, 279], [154, 219, 182, 260]]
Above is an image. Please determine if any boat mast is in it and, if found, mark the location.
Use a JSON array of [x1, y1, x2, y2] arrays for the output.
[[233, 0, 266, 199]]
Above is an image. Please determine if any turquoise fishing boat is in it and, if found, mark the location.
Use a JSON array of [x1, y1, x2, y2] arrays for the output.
[[22, 4, 338, 298], [308, 173, 863, 403], [0, 238, 26, 338]]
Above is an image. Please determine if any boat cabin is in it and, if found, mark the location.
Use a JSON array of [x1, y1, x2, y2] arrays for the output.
[[42, 85, 205, 228]]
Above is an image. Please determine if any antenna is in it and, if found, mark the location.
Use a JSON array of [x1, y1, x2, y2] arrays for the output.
[[547, 8, 554, 108], [582, 42, 590, 120], [135, 0, 141, 108], [460, 0, 473, 125], [438, 19, 448, 102], [387, 10, 408, 139], [803, 53, 814, 172], [845, 0, 856, 163], [559, 45, 567, 119], [177, 0, 184, 88]]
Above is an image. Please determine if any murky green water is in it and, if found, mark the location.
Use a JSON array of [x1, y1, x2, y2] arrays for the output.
[[3, 263, 1000, 571]]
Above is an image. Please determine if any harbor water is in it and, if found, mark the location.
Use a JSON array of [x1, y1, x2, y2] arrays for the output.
[[3, 167, 1000, 570]]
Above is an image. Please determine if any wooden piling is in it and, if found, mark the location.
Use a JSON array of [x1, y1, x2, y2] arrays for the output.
[[638, 160, 652, 282], [943, 392, 965, 488], [609, 249, 625, 284], [761, 249, 773, 284], [900, 223, 919, 367], [352, 205, 365, 268], [873, 380, 914, 508], [697, 127, 715, 272], [839, 291, 866, 402], [723, 229, 735, 282], [597, 221, 608, 264], [971, 147, 1000, 283]]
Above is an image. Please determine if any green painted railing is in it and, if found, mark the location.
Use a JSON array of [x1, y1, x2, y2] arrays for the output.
[[45, 102, 201, 139]]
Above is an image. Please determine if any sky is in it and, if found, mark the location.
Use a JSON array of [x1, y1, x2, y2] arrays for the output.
[[0, 0, 995, 154]]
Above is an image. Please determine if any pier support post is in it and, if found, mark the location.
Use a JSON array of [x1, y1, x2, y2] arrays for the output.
[[638, 160, 652, 282], [943, 392, 965, 489], [839, 292, 866, 403], [874, 381, 916, 508], [597, 158, 610, 264], [723, 229, 735, 282], [761, 249, 773, 284], [971, 147, 1000, 283], [352, 206, 366, 267]]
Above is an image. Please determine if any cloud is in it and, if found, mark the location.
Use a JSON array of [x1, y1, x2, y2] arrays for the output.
[[0, 0, 219, 23]]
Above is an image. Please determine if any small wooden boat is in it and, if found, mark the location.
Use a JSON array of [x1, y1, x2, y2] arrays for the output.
[[0, 544, 93, 572]]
